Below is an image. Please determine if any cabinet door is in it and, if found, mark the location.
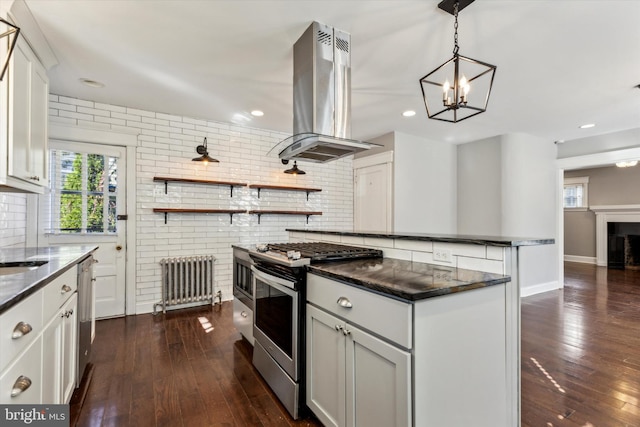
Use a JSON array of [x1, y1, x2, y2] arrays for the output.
[[306, 304, 346, 427], [28, 58, 49, 187], [61, 294, 77, 403], [41, 293, 77, 404], [6, 37, 48, 188], [41, 307, 63, 404], [345, 324, 411, 427], [0, 336, 42, 404], [7, 37, 30, 182]]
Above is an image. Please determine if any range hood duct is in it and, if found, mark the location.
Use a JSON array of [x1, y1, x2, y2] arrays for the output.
[[278, 21, 376, 163]]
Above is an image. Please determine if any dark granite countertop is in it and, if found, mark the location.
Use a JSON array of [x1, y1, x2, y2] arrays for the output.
[[0, 246, 98, 314], [308, 257, 510, 302], [287, 229, 554, 247]]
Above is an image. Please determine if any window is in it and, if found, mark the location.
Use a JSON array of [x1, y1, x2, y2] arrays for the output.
[[47, 149, 118, 234], [563, 176, 589, 210]]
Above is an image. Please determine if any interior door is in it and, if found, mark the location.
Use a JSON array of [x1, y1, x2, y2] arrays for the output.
[[354, 162, 392, 232], [40, 141, 127, 319]]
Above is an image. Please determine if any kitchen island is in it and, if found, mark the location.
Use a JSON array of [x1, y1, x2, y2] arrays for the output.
[[289, 229, 553, 427]]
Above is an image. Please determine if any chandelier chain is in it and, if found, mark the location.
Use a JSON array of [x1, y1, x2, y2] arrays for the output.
[[453, 1, 459, 55]]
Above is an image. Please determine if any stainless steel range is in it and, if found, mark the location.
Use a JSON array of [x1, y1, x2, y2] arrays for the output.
[[248, 242, 382, 419]]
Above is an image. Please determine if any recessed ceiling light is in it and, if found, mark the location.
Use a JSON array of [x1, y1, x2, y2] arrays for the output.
[[579, 123, 595, 129], [402, 110, 416, 117], [251, 110, 264, 117], [79, 78, 105, 88]]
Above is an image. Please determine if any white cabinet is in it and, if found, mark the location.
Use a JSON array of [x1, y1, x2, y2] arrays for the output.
[[0, 265, 80, 405], [0, 335, 42, 404], [306, 274, 411, 427], [0, 35, 49, 193], [42, 293, 77, 404], [0, 289, 44, 404]]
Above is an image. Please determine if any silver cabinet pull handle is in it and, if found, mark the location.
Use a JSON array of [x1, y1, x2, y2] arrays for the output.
[[12, 322, 33, 339], [337, 297, 352, 308], [11, 376, 32, 397], [240, 311, 248, 318], [335, 325, 343, 331], [342, 328, 351, 336], [61, 284, 72, 294]]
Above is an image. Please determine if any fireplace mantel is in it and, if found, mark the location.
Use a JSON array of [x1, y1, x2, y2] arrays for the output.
[[590, 205, 640, 266]]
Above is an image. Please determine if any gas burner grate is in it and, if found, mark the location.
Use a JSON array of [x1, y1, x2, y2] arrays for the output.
[[267, 242, 382, 262]]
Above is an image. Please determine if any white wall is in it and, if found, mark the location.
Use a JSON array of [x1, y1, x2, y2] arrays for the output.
[[457, 137, 502, 235], [393, 132, 457, 234], [45, 94, 354, 314], [458, 133, 559, 295]]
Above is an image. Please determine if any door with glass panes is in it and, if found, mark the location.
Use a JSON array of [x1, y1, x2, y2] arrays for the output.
[[40, 140, 127, 319]]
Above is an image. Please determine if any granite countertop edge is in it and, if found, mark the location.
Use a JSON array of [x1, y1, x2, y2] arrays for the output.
[[307, 258, 511, 302], [286, 229, 554, 247], [0, 246, 99, 314]]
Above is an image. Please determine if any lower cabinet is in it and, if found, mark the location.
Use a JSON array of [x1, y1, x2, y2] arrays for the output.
[[306, 304, 411, 427], [232, 298, 254, 344], [0, 336, 43, 404], [42, 293, 78, 404]]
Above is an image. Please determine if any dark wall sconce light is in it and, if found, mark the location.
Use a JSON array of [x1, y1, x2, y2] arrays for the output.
[[192, 137, 219, 164], [282, 159, 306, 175], [0, 17, 21, 81]]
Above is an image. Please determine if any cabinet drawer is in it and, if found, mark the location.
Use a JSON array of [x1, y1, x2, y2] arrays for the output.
[[43, 267, 77, 321], [307, 273, 412, 349], [0, 336, 42, 404], [0, 289, 43, 370]]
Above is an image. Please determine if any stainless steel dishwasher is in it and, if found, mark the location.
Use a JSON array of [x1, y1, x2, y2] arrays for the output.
[[77, 255, 94, 384]]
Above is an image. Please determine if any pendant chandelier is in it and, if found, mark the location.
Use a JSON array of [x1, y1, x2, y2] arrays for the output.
[[419, 0, 497, 123], [0, 17, 21, 81]]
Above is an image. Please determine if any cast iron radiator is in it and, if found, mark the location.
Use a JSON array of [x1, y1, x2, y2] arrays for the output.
[[153, 255, 220, 315]]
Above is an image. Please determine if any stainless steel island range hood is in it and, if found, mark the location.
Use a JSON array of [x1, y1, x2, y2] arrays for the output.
[[278, 21, 375, 163]]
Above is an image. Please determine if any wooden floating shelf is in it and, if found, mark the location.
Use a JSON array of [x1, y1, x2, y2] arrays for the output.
[[153, 176, 247, 197], [247, 210, 322, 224], [153, 208, 246, 224], [248, 184, 322, 200]]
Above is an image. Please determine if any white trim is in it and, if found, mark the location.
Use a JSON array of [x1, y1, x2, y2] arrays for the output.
[[557, 147, 640, 170], [564, 255, 596, 264], [353, 150, 393, 169], [520, 280, 561, 297], [590, 204, 640, 213], [557, 146, 640, 281], [593, 208, 640, 267], [49, 123, 138, 147], [563, 176, 589, 185], [6, 0, 58, 70]]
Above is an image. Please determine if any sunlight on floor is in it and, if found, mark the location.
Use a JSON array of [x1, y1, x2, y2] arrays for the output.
[[531, 357, 566, 394], [198, 316, 214, 333]]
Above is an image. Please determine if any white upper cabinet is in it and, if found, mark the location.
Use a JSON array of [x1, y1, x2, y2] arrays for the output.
[[1, 1, 56, 194], [1, 35, 49, 193]]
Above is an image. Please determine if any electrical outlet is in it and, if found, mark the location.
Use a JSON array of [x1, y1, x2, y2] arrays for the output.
[[433, 248, 452, 263]]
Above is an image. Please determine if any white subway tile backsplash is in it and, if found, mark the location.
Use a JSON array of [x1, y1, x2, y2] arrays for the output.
[[44, 94, 355, 314]]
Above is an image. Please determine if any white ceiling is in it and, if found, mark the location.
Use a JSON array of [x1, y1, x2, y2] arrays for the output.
[[22, 0, 640, 145]]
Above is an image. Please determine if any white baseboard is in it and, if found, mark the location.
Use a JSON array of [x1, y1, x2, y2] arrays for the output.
[[564, 255, 597, 264], [521, 281, 562, 298]]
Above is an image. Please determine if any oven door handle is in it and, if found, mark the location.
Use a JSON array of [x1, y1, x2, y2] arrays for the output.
[[251, 265, 297, 292]]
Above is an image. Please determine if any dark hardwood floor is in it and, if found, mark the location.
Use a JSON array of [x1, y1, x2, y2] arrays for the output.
[[522, 262, 640, 427], [73, 262, 640, 426]]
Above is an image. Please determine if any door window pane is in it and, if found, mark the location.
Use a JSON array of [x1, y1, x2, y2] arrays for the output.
[[48, 150, 118, 235]]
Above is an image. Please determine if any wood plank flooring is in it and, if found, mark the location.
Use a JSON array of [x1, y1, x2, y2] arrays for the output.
[[74, 262, 640, 426], [522, 262, 640, 427], [74, 302, 321, 427]]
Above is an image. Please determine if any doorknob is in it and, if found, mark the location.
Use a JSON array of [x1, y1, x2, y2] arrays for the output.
[[116, 245, 123, 251]]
